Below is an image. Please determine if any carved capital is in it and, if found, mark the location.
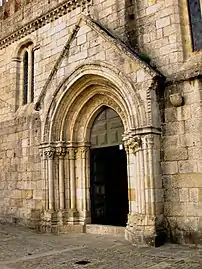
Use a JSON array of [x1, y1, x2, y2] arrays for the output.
[[146, 135, 154, 148], [44, 148, 55, 159], [67, 148, 77, 160], [79, 146, 89, 159], [56, 146, 67, 158], [40, 150, 45, 160], [124, 136, 142, 154]]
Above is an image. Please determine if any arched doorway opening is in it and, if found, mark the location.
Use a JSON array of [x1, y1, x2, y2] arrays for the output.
[[90, 106, 129, 227]]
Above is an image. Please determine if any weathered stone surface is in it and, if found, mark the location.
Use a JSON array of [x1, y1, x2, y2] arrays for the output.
[[0, 0, 202, 247], [0, 224, 201, 269]]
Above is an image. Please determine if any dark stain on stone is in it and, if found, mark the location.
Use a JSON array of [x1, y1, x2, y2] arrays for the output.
[[75, 260, 91, 265]]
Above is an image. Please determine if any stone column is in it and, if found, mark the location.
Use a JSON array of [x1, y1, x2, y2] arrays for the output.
[[39, 145, 56, 232], [45, 148, 55, 211], [40, 150, 48, 210], [124, 136, 142, 217], [67, 147, 78, 222], [56, 145, 66, 210], [124, 133, 165, 246], [80, 146, 90, 223], [145, 134, 164, 238]]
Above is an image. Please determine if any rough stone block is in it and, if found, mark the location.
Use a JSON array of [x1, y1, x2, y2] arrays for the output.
[[156, 16, 171, 29], [178, 160, 198, 173], [179, 188, 189, 202], [164, 148, 188, 161], [189, 188, 199, 203], [161, 161, 178, 175]]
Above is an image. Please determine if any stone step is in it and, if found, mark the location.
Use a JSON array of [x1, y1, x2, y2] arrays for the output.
[[85, 224, 125, 237]]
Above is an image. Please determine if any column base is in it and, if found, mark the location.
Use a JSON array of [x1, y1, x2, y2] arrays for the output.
[[68, 209, 80, 224], [39, 210, 91, 233], [125, 227, 166, 247], [125, 214, 167, 247]]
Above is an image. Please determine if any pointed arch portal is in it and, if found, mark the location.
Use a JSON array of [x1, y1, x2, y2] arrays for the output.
[[39, 64, 164, 246], [90, 107, 129, 226]]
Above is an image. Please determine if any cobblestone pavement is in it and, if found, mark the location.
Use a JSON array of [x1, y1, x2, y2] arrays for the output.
[[0, 224, 201, 269]]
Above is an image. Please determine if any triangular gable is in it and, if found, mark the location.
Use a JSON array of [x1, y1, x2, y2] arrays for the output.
[[35, 14, 162, 110]]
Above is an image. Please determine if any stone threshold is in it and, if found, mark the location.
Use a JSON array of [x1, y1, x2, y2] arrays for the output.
[[85, 224, 125, 237]]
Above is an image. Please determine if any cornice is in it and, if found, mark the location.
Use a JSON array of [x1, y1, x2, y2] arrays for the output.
[[0, 0, 91, 50]]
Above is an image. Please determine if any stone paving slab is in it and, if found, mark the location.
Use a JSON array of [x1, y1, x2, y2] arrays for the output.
[[0, 224, 201, 269]]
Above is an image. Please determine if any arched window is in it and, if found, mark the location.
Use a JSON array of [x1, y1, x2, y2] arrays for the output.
[[187, 0, 202, 51], [23, 51, 29, 105], [20, 43, 34, 105]]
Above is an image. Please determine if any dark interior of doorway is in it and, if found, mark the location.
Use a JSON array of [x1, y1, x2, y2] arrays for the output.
[[90, 145, 129, 227]]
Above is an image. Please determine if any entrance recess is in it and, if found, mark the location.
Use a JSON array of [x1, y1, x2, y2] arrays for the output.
[[90, 107, 128, 226]]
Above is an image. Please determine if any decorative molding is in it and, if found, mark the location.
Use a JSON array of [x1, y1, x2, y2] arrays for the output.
[[146, 78, 158, 126], [0, 0, 91, 50], [35, 23, 80, 111]]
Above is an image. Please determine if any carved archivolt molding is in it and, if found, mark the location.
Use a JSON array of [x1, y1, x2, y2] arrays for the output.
[[53, 84, 130, 142], [0, 0, 92, 49], [72, 93, 128, 142]]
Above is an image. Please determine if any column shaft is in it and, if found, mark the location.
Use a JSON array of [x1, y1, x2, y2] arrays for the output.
[[58, 156, 65, 210]]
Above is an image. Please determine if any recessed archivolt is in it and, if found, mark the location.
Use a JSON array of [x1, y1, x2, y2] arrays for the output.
[[49, 77, 141, 142], [73, 95, 126, 142], [63, 88, 129, 142], [50, 80, 132, 142], [42, 63, 147, 143]]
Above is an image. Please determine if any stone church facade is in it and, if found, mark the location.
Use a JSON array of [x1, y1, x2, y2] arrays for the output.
[[0, 0, 202, 246]]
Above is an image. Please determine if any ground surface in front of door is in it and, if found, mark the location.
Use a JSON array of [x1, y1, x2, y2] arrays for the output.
[[0, 224, 201, 269]]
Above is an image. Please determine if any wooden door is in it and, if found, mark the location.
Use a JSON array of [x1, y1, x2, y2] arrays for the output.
[[90, 107, 128, 225]]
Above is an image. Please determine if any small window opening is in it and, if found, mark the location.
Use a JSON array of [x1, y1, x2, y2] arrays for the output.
[[31, 50, 34, 103], [23, 51, 29, 105], [187, 0, 202, 51]]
